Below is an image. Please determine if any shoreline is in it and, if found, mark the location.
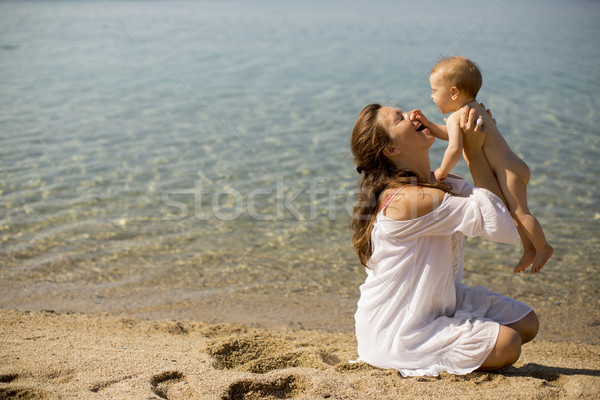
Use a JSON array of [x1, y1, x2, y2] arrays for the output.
[[2, 308, 599, 399], [2, 277, 599, 344]]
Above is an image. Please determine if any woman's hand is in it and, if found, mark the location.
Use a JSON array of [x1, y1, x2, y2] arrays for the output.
[[459, 105, 485, 154], [460, 104, 506, 202], [481, 103, 495, 125]]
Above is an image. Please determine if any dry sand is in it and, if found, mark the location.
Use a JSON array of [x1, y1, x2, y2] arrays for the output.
[[1, 309, 599, 399]]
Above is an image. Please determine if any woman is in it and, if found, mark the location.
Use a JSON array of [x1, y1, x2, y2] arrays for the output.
[[351, 104, 539, 376]]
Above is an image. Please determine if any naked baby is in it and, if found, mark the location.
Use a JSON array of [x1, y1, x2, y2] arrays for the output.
[[412, 56, 553, 273]]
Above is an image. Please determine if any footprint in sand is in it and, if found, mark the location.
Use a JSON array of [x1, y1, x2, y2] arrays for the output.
[[0, 373, 19, 383], [0, 387, 51, 400], [150, 370, 197, 399], [206, 332, 340, 374], [89, 375, 133, 393], [221, 374, 308, 400], [0, 373, 51, 400]]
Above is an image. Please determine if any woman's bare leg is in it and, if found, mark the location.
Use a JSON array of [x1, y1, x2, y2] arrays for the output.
[[478, 311, 538, 371], [506, 311, 539, 344], [477, 325, 521, 371]]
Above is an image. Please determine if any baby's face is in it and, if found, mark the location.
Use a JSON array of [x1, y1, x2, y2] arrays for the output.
[[429, 71, 454, 114]]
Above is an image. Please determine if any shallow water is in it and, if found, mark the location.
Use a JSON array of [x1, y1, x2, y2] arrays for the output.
[[1, 0, 599, 327]]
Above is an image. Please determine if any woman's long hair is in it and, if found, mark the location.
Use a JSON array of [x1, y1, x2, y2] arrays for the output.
[[350, 104, 452, 269]]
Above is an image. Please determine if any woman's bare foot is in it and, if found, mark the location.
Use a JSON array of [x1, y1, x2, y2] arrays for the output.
[[530, 245, 553, 274]]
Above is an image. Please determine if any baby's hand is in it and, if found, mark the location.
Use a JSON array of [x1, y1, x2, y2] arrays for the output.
[[409, 109, 430, 126], [434, 168, 448, 182]]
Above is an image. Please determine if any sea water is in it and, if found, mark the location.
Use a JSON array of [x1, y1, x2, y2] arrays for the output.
[[1, 0, 599, 323]]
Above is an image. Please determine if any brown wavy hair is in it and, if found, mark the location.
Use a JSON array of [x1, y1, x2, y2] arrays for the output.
[[350, 104, 452, 269]]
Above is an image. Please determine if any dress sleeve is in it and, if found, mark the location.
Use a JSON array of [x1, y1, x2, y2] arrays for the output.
[[380, 186, 518, 244], [446, 175, 475, 197]]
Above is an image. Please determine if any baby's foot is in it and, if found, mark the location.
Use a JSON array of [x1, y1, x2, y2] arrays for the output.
[[513, 248, 535, 273], [530, 245, 553, 274]]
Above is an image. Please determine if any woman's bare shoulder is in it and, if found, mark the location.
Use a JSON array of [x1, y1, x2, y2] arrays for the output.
[[384, 186, 448, 221]]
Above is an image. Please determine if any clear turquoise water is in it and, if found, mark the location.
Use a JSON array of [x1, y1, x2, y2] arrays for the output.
[[1, 0, 599, 321]]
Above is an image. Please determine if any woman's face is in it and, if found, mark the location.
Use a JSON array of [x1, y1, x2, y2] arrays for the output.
[[377, 107, 435, 153]]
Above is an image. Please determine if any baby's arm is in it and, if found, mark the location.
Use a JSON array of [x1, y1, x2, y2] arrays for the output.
[[434, 113, 463, 182]]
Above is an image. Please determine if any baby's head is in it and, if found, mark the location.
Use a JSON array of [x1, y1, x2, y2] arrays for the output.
[[429, 56, 482, 114]]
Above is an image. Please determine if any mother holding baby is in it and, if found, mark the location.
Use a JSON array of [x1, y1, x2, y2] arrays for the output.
[[350, 104, 539, 376]]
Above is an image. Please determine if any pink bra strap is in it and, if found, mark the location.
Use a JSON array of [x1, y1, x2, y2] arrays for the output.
[[379, 186, 405, 212]]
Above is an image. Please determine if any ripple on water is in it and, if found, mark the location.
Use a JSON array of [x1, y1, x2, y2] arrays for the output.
[[0, 0, 599, 319]]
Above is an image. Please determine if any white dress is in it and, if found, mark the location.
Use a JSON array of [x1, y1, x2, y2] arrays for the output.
[[354, 177, 532, 376]]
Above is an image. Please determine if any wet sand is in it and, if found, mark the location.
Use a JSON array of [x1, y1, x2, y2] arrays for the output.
[[1, 308, 599, 399]]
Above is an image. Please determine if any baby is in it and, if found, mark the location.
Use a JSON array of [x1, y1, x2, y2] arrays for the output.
[[414, 56, 552, 273]]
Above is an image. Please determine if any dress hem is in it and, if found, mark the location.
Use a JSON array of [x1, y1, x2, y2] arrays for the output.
[[352, 322, 500, 377]]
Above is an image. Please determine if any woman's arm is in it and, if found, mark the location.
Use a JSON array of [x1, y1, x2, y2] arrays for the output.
[[459, 106, 505, 202], [383, 186, 518, 245]]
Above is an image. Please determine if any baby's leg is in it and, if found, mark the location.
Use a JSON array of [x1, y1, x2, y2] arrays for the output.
[[496, 163, 553, 273], [514, 220, 536, 273], [492, 176, 535, 270]]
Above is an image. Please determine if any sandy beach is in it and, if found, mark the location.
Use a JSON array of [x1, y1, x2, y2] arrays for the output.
[[1, 308, 599, 399]]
